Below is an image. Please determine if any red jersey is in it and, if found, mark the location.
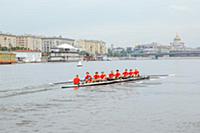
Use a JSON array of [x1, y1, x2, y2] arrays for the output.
[[134, 70, 140, 76], [100, 74, 106, 79], [123, 71, 129, 77], [85, 75, 92, 82], [129, 71, 134, 77], [94, 74, 100, 80], [73, 77, 80, 85], [115, 72, 121, 78], [109, 73, 115, 79]]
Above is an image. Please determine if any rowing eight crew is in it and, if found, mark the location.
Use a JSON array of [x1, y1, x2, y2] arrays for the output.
[[73, 69, 140, 85]]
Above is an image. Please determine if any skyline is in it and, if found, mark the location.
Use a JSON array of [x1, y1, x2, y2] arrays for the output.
[[0, 0, 200, 47]]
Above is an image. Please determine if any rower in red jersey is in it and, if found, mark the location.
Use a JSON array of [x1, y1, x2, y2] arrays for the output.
[[73, 75, 80, 85], [108, 70, 115, 80], [100, 72, 107, 81], [84, 72, 92, 83], [93, 72, 100, 82], [115, 69, 121, 79], [129, 69, 134, 77], [122, 69, 129, 78], [134, 69, 140, 77]]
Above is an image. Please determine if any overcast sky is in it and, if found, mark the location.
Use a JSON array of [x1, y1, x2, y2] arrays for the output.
[[0, 0, 200, 47]]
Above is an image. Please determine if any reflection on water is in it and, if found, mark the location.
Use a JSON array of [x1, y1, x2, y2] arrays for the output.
[[73, 87, 79, 91], [0, 60, 200, 133]]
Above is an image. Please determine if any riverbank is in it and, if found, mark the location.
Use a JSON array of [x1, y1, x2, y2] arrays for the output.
[[2, 56, 200, 65], [111, 56, 200, 61]]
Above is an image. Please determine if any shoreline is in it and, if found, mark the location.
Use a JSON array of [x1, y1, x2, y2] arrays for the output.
[[110, 56, 200, 61], [1, 56, 200, 65]]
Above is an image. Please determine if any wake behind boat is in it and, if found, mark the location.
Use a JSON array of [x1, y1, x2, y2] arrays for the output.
[[62, 76, 150, 89]]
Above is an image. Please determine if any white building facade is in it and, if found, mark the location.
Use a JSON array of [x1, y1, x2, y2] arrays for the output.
[[48, 44, 80, 62], [42, 37, 75, 53]]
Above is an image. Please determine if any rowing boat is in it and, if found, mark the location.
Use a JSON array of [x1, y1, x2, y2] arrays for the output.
[[62, 76, 149, 89], [61, 76, 150, 89]]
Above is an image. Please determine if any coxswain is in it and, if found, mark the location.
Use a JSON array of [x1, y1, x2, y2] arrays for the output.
[[129, 69, 134, 77], [108, 70, 115, 80], [122, 69, 129, 78], [115, 69, 121, 79], [134, 69, 140, 77], [84, 72, 92, 83], [100, 72, 107, 81], [93, 72, 100, 82], [73, 75, 80, 85]]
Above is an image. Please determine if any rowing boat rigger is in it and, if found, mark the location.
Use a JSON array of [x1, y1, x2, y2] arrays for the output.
[[61, 76, 150, 89]]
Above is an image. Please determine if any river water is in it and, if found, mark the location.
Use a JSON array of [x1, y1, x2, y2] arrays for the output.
[[0, 60, 200, 133]]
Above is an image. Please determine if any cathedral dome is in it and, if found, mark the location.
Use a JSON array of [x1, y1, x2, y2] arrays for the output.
[[174, 33, 181, 41]]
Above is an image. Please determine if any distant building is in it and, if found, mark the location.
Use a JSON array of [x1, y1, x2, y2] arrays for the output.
[[126, 47, 134, 53], [13, 50, 42, 63], [112, 47, 125, 53], [170, 33, 185, 50], [75, 40, 107, 55], [133, 42, 171, 55], [48, 44, 80, 62], [16, 35, 42, 51], [42, 36, 75, 53], [109, 47, 127, 57], [0, 33, 17, 48], [134, 42, 159, 54], [157, 45, 171, 53], [111, 44, 114, 50]]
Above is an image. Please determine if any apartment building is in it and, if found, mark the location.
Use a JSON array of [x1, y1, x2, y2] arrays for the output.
[[0, 33, 17, 48], [75, 40, 107, 55], [16, 35, 42, 51]]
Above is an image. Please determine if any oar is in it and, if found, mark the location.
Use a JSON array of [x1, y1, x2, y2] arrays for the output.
[[148, 74, 169, 77], [49, 79, 84, 85], [50, 80, 73, 85], [148, 74, 175, 78]]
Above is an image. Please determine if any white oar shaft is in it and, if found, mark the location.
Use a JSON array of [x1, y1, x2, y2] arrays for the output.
[[50, 79, 84, 85]]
